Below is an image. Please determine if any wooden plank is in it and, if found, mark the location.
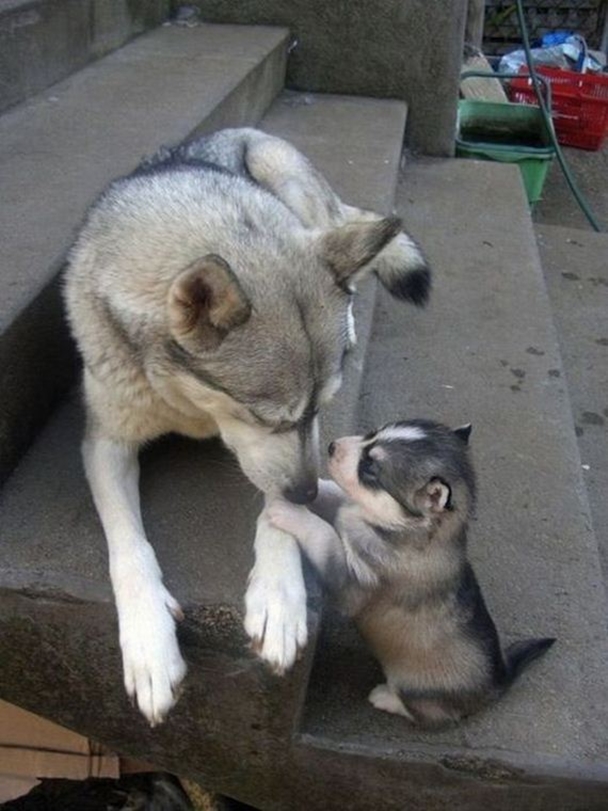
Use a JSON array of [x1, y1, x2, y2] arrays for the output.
[[461, 53, 509, 102]]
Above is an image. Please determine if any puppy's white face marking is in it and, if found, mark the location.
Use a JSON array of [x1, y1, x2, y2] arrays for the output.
[[376, 425, 426, 443], [328, 436, 405, 528], [368, 444, 388, 462]]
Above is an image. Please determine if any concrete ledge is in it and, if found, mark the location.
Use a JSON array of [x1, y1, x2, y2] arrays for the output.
[[536, 225, 608, 575]]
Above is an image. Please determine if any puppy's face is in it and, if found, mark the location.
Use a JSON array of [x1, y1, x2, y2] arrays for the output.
[[328, 420, 475, 530]]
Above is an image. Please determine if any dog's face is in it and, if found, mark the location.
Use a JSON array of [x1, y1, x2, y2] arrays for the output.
[[165, 219, 401, 501], [328, 420, 475, 528]]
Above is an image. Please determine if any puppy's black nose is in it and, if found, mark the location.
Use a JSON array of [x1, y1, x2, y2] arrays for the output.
[[283, 480, 318, 505], [328, 441, 336, 457]]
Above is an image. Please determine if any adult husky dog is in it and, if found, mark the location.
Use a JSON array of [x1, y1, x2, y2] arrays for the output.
[[64, 128, 430, 725]]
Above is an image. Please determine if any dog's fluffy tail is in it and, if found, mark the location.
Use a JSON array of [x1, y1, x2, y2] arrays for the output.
[[504, 637, 556, 686], [372, 230, 431, 306]]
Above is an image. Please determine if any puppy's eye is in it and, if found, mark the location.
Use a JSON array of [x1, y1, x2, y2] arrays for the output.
[[358, 454, 378, 484]]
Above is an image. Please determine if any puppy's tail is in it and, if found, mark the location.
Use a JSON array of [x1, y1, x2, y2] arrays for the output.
[[372, 229, 431, 307], [504, 637, 556, 686]]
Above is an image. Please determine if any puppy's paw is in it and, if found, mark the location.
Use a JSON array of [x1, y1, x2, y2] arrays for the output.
[[118, 581, 187, 726], [368, 684, 413, 719], [266, 500, 308, 537], [244, 567, 307, 675]]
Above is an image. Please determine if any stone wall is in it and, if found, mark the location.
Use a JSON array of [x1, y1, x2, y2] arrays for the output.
[[0, 0, 170, 113], [179, 0, 467, 156]]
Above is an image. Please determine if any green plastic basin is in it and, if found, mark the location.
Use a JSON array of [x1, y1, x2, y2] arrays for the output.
[[455, 99, 555, 205]]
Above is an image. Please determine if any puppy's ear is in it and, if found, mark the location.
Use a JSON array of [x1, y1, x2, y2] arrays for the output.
[[320, 217, 402, 286], [453, 424, 472, 445], [168, 254, 251, 351], [420, 478, 452, 513]]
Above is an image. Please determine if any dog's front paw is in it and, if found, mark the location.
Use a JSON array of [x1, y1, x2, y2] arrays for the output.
[[117, 581, 187, 726], [244, 566, 308, 675], [266, 500, 308, 537]]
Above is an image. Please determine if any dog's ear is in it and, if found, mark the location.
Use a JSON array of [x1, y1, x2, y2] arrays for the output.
[[453, 424, 472, 445], [419, 478, 452, 513], [168, 254, 251, 351], [320, 217, 402, 286]]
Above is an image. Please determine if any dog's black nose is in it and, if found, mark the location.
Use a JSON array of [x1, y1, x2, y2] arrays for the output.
[[283, 480, 318, 505], [328, 441, 336, 457]]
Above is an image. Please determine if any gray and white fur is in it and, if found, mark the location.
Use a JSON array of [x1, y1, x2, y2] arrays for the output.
[[63, 128, 430, 725], [268, 419, 555, 727]]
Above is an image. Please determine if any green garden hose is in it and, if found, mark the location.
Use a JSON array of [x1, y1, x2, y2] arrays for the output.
[[515, 0, 604, 231]]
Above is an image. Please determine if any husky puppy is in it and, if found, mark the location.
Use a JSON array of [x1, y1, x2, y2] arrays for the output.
[[268, 420, 555, 727], [63, 128, 430, 724]]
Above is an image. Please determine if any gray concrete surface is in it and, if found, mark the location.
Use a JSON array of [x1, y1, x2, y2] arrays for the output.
[[536, 225, 608, 577], [533, 143, 608, 232], [182, 0, 467, 156], [0, 0, 170, 113], [0, 22, 288, 483], [300, 160, 608, 788]]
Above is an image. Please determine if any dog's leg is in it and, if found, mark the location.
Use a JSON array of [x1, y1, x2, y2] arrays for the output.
[[267, 497, 348, 588], [83, 431, 186, 725], [244, 509, 308, 674]]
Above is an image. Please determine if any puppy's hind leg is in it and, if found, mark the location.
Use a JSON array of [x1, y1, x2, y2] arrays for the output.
[[83, 429, 186, 725], [368, 684, 415, 721]]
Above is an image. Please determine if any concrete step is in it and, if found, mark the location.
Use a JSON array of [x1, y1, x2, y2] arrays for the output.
[[294, 160, 608, 809], [535, 224, 608, 577], [0, 92, 408, 806], [0, 0, 170, 114], [0, 22, 289, 484]]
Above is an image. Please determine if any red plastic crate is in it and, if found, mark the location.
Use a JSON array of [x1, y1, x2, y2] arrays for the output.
[[509, 67, 608, 151]]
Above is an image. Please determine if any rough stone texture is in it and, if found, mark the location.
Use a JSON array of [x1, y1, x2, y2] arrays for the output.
[[535, 225, 608, 577], [0, 22, 288, 483], [180, 0, 467, 156], [0, 0, 171, 114], [298, 160, 608, 800]]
